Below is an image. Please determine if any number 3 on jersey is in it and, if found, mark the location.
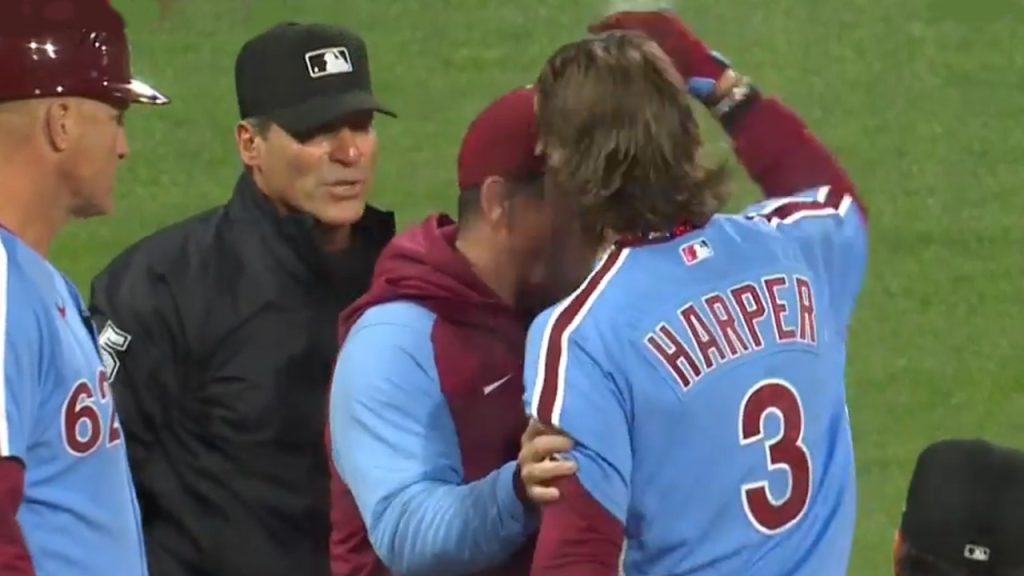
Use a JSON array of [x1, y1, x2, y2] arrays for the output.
[[739, 379, 812, 534], [62, 369, 123, 457]]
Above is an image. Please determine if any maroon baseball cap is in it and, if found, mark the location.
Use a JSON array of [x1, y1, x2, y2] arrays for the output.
[[0, 0, 169, 108], [457, 86, 545, 192]]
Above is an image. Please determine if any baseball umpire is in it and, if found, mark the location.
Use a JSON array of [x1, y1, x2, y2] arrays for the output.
[[89, 22, 396, 576], [0, 0, 168, 574], [895, 438, 1024, 576]]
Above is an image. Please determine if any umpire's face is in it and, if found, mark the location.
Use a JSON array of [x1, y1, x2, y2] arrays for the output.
[[240, 110, 378, 228]]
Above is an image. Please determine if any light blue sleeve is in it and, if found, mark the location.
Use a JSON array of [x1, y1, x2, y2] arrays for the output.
[[524, 309, 632, 524], [745, 186, 869, 330], [0, 240, 41, 462], [330, 301, 533, 576]]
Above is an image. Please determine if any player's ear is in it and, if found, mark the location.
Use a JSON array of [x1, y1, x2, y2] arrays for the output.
[[478, 175, 512, 233], [43, 100, 73, 153], [236, 120, 264, 170]]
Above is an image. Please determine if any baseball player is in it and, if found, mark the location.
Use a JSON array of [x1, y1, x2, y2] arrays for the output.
[[522, 10, 867, 575], [0, 1, 168, 575], [329, 87, 577, 576]]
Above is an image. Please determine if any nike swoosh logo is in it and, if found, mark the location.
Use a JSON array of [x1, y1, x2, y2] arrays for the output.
[[483, 374, 513, 395]]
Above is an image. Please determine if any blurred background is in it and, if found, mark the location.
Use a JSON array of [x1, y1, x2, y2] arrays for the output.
[[64, 1, 1024, 574]]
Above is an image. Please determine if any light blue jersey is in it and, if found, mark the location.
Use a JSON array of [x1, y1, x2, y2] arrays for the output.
[[525, 186, 867, 575], [1, 229, 147, 576]]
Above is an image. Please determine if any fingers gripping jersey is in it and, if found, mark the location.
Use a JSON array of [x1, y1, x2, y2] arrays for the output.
[[1, 230, 147, 576], [525, 187, 867, 575]]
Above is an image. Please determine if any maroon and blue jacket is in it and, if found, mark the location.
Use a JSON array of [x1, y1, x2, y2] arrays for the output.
[[326, 214, 536, 576]]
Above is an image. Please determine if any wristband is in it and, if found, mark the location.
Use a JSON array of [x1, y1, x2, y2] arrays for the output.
[[713, 75, 761, 128]]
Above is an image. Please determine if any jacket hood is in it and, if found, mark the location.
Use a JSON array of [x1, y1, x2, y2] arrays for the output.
[[338, 214, 520, 343]]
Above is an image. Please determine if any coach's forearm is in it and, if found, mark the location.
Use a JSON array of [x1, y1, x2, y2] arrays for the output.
[[722, 93, 860, 204], [367, 460, 534, 576]]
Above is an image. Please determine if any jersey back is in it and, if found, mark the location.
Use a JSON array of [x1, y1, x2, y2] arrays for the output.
[[526, 187, 868, 575], [1, 230, 147, 576]]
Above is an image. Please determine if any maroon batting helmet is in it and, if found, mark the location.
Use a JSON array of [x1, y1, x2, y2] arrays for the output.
[[0, 0, 168, 108]]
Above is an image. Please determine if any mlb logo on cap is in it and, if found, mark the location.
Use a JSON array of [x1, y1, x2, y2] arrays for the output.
[[964, 544, 991, 563], [681, 238, 713, 265], [305, 46, 353, 78]]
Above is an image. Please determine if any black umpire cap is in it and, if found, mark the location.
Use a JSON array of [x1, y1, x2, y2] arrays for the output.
[[235, 22, 395, 138], [901, 438, 1024, 573]]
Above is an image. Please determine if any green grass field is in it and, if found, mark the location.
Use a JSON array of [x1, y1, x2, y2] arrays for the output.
[[62, 1, 1024, 574]]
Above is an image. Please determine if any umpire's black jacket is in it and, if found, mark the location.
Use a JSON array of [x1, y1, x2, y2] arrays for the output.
[[89, 172, 394, 576]]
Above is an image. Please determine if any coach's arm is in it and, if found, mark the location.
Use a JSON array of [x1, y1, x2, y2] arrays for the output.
[[0, 279, 46, 576], [330, 302, 535, 576]]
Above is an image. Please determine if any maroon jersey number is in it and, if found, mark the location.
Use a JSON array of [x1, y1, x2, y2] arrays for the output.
[[62, 369, 121, 456], [739, 379, 812, 534]]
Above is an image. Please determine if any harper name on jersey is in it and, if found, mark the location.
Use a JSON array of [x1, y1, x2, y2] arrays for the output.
[[525, 185, 867, 575], [646, 273, 818, 390]]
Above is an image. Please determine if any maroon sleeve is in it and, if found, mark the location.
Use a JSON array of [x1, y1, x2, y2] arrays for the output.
[[0, 459, 34, 576], [531, 476, 624, 576], [726, 95, 865, 217], [327, 452, 390, 576]]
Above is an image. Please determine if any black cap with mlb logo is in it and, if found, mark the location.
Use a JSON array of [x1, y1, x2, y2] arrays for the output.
[[901, 438, 1024, 573], [235, 22, 395, 138]]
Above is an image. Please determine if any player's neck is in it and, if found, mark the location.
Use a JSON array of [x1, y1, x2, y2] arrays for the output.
[[0, 160, 65, 257], [316, 223, 352, 252], [454, 230, 516, 306], [596, 230, 619, 258]]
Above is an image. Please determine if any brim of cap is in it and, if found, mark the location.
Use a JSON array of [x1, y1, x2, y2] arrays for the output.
[[108, 78, 171, 106], [266, 91, 396, 138]]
